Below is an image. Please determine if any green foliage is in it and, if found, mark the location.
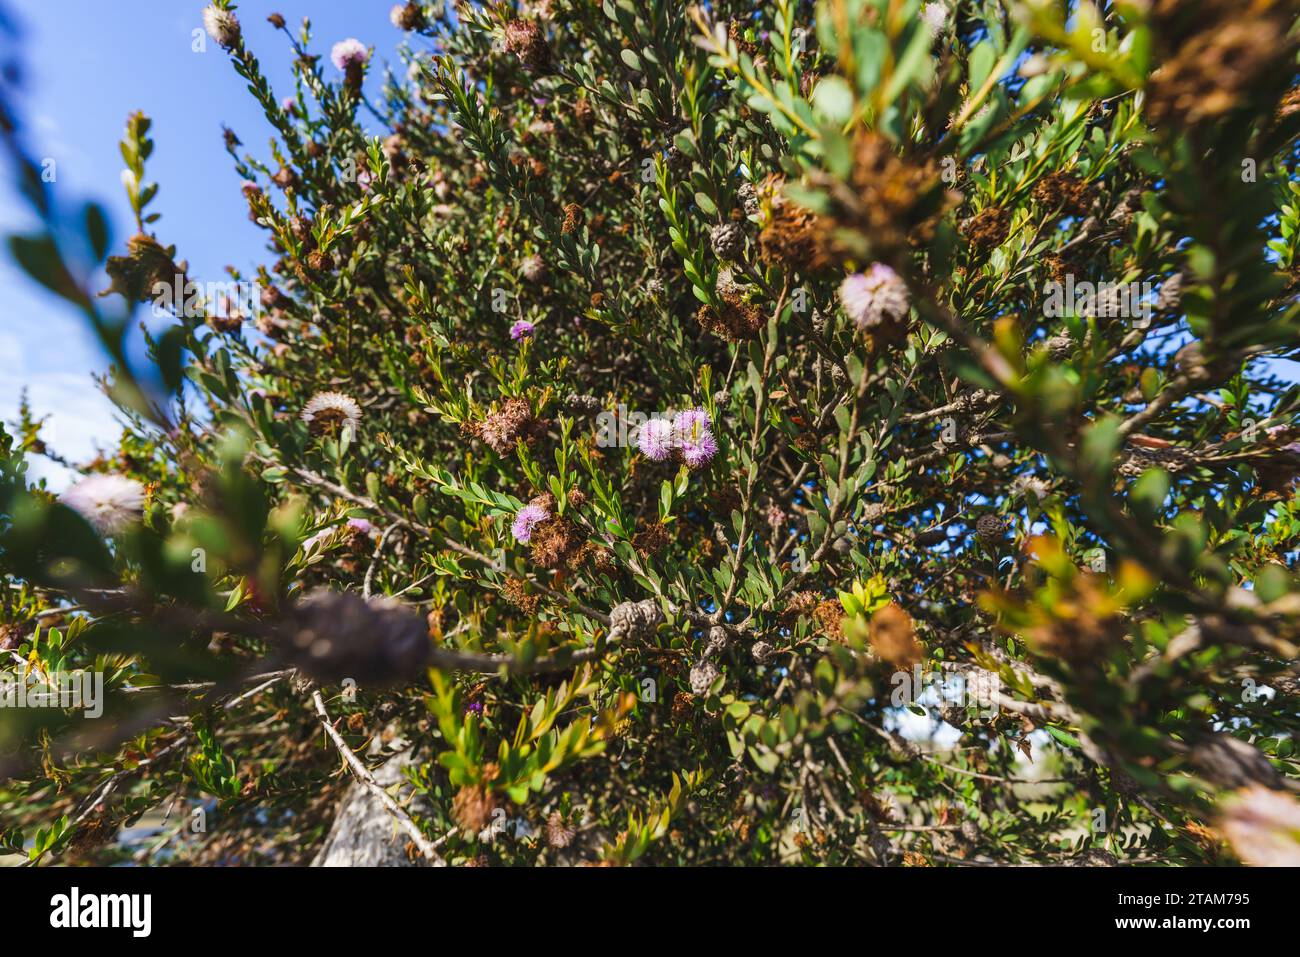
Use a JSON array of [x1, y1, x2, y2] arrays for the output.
[[2, 0, 1300, 866]]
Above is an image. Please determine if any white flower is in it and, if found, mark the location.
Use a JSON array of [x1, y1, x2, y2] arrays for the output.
[[1220, 786, 1300, 867], [922, 2, 948, 38], [1011, 474, 1051, 502], [60, 474, 146, 535], [202, 5, 241, 50], [330, 38, 370, 72], [300, 526, 340, 559], [301, 391, 362, 439]]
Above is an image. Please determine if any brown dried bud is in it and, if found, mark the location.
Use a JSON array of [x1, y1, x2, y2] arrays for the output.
[[504, 19, 551, 72], [869, 602, 922, 669], [452, 784, 497, 834], [561, 201, 584, 235], [1032, 172, 1095, 216], [608, 599, 664, 643], [964, 206, 1011, 249], [545, 811, 576, 849], [390, 2, 425, 32], [975, 514, 1006, 542]]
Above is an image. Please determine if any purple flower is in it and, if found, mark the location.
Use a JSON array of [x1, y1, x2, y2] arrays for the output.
[[510, 319, 535, 340], [839, 263, 911, 330], [330, 38, 370, 71], [673, 407, 711, 443], [673, 407, 718, 469], [281, 96, 296, 113], [346, 518, 374, 534], [638, 417, 675, 461], [511, 503, 550, 543], [680, 429, 718, 468]]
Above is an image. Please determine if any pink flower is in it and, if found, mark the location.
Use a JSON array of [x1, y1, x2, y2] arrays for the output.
[[330, 38, 370, 71], [839, 263, 910, 330], [347, 518, 375, 534], [510, 320, 535, 340], [680, 429, 718, 468], [637, 417, 674, 461], [673, 407, 717, 468], [511, 504, 550, 543]]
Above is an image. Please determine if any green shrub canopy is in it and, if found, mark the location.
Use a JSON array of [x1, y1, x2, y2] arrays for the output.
[[2, 0, 1300, 867]]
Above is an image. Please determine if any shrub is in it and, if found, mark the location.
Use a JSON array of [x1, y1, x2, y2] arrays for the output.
[[2, 0, 1300, 866]]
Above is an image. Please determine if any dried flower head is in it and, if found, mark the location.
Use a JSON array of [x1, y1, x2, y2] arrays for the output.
[[757, 176, 838, 274], [964, 205, 1011, 249], [530, 514, 581, 569], [390, 2, 425, 31], [561, 201, 584, 235], [545, 811, 576, 849], [1032, 173, 1094, 217], [60, 474, 146, 535], [1147, 7, 1295, 129], [452, 784, 497, 834], [504, 19, 551, 72], [477, 397, 546, 455], [869, 602, 922, 669]]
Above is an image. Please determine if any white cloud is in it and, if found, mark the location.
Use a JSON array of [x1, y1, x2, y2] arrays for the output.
[[1, 369, 122, 491]]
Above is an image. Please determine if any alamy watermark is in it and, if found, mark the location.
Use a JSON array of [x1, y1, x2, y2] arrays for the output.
[[1043, 275, 1155, 325], [0, 670, 103, 718], [151, 274, 260, 321], [890, 665, 1000, 720]]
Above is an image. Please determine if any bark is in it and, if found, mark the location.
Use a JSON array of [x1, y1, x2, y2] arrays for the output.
[[311, 749, 428, 867]]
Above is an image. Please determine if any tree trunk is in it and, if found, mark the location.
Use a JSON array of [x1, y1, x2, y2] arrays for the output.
[[311, 749, 428, 867]]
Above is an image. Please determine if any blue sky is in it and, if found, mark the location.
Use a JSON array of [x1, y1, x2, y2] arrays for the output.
[[0, 0, 408, 487]]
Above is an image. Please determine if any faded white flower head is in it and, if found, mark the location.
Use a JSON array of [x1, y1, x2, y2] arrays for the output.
[[1220, 786, 1300, 866], [60, 474, 146, 535], [1011, 474, 1051, 502], [301, 391, 362, 439], [389, 3, 424, 31], [202, 5, 241, 50], [300, 524, 341, 560], [330, 38, 370, 72], [922, 2, 948, 37], [839, 263, 911, 331]]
